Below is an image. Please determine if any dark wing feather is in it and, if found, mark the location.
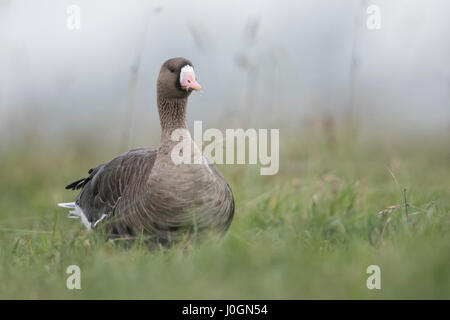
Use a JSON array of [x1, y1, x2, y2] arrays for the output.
[[65, 168, 97, 190], [65, 178, 87, 190], [68, 147, 157, 225]]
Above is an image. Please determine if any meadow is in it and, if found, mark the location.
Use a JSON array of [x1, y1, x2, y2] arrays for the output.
[[0, 124, 449, 299]]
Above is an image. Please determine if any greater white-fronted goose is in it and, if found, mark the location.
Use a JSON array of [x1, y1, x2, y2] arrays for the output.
[[59, 57, 234, 245]]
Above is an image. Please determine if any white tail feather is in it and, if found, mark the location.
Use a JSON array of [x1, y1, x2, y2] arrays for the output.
[[58, 202, 92, 230], [58, 202, 76, 208]]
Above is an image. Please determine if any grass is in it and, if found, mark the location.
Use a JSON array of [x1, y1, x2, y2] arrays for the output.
[[0, 126, 449, 299]]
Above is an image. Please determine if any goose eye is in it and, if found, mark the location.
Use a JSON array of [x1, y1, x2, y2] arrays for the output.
[[168, 67, 175, 73]]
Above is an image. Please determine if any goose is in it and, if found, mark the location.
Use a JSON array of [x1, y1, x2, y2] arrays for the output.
[[59, 57, 234, 246]]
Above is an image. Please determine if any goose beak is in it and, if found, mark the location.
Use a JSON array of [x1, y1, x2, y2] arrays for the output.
[[180, 71, 201, 91]]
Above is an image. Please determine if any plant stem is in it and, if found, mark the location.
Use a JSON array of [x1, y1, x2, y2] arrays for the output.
[[403, 188, 409, 222]]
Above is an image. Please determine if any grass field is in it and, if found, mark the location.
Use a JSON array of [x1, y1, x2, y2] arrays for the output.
[[0, 126, 449, 299]]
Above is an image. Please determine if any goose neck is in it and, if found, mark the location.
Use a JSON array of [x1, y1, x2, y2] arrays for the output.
[[157, 95, 188, 143]]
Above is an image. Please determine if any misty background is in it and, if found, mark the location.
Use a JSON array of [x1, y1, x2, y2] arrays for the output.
[[0, 0, 449, 149]]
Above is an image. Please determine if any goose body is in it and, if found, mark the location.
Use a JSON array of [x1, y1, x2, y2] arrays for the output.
[[59, 58, 234, 245]]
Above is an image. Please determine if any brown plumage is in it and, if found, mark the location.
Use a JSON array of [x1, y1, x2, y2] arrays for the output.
[[60, 57, 234, 246]]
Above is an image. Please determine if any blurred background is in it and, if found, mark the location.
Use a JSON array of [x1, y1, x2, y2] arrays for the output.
[[0, 0, 449, 150]]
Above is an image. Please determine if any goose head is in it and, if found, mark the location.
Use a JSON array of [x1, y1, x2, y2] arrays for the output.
[[157, 57, 201, 99]]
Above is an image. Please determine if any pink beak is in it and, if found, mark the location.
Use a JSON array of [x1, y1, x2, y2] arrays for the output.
[[180, 71, 201, 91]]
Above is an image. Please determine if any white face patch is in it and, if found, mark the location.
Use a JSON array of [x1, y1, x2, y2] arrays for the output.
[[180, 65, 194, 83]]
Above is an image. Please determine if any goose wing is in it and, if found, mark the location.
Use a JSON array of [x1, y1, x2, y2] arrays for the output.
[[66, 147, 157, 226]]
